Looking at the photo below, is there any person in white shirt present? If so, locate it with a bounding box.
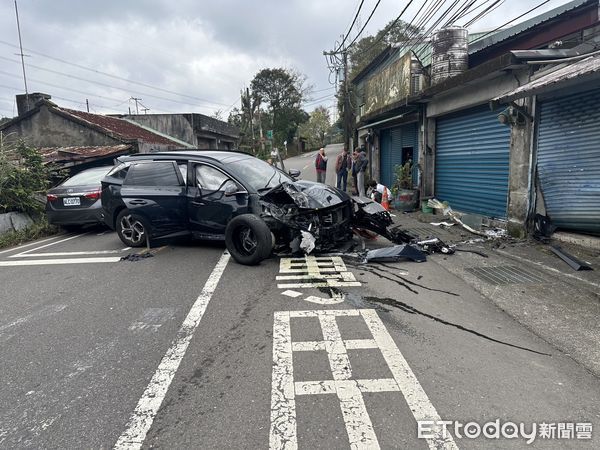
[366,180,390,204]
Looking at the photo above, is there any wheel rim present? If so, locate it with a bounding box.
[236,226,257,256]
[120,214,145,244]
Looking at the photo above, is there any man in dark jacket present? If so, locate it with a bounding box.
[334,147,352,191]
[352,148,368,196]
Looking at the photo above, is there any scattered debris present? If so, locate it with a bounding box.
[430,221,455,227]
[427,199,488,237]
[299,231,316,254]
[533,214,557,243]
[120,252,154,262]
[484,228,507,238]
[365,245,427,263]
[416,238,455,254]
[454,248,489,258]
[550,245,593,271]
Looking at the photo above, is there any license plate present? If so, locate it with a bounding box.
[63,197,81,206]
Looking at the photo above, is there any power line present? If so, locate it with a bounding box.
[469,0,552,45]
[0,56,218,111]
[0,39,231,107]
[345,0,385,49]
[334,0,366,52]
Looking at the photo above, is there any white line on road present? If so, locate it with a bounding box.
[270,309,459,450]
[0,235,62,255]
[13,248,131,258]
[0,257,122,266]
[10,233,86,257]
[113,251,231,450]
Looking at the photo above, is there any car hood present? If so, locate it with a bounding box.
[263,181,350,210]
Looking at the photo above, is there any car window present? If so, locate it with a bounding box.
[125,162,182,187]
[227,157,292,191]
[61,166,112,186]
[195,164,230,191]
[178,164,187,185]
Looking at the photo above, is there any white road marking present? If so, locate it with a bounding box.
[114,251,230,450]
[0,304,68,333]
[10,233,86,257]
[0,257,122,266]
[281,290,303,298]
[361,309,458,449]
[277,256,360,289]
[302,164,309,170]
[128,308,176,332]
[13,248,130,258]
[0,235,62,255]
[303,294,345,305]
[270,309,458,450]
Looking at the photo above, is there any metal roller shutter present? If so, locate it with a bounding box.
[379,124,418,188]
[435,106,511,218]
[537,88,600,233]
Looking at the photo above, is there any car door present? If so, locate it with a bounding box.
[187,162,249,238]
[120,160,188,237]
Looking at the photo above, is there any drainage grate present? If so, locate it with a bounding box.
[465,265,545,285]
[405,226,444,237]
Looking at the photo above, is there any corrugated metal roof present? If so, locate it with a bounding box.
[494,53,600,103]
[60,108,181,146]
[469,0,594,54]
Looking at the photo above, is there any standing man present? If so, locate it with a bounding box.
[315,147,328,184]
[335,147,352,191]
[354,148,368,197]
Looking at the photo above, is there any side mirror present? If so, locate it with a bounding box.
[224,182,239,197]
[288,169,301,179]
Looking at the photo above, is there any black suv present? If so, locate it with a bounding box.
[100,150,388,265]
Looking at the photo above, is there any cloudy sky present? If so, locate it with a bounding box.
[0,0,571,119]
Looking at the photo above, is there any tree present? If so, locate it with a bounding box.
[297,106,331,150]
[249,68,309,150]
[348,19,422,80]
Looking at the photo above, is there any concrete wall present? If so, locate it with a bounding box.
[2,105,121,148]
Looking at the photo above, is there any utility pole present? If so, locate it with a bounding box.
[14,0,29,108]
[130,97,141,114]
[86,99,89,112]
[323,48,352,150]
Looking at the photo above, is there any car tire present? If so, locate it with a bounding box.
[225,214,273,265]
[116,210,148,247]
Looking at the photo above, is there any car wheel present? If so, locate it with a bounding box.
[225,214,273,265]
[116,210,148,247]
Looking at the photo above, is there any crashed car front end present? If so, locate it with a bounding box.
[259,181,354,253]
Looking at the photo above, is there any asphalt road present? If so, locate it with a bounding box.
[0,159,599,449]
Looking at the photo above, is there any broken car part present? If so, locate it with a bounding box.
[550,245,593,271]
[365,244,427,263]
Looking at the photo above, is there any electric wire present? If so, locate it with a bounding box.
[0,39,230,107]
[334,0,366,52]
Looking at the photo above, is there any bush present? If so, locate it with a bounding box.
[0,140,50,215]
[0,217,58,249]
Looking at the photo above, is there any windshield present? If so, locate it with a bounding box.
[227,157,292,191]
[61,166,113,186]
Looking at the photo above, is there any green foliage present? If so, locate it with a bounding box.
[0,140,51,214]
[393,161,413,193]
[0,217,58,249]
[297,106,331,150]
[349,19,423,80]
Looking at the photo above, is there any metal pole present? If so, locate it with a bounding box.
[14,0,29,106]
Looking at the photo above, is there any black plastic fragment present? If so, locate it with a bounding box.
[533,214,557,243]
[550,245,593,271]
[120,252,154,262]
[365,244,427,263]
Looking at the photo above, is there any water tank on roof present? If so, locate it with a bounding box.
[431,27,468,85]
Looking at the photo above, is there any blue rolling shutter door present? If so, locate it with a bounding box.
[537,88,600,233]
[380,129,392,187]
[435,106,510,218]
[379,124,418,188]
